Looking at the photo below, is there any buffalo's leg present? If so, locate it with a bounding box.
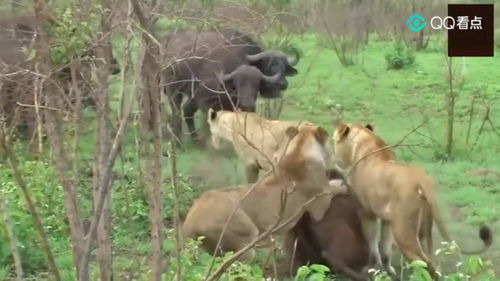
[183,98,199,142]
[245,164,260,183]
[168,93,183,142]
[321,250,369,281]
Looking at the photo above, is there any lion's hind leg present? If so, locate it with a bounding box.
[392,215,437,280]
[212,208,260,262]
[360,214,382,268]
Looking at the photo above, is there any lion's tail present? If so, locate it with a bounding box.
[417,183,493,255]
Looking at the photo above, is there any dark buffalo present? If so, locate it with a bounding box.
[163,28,299,141]
[285,169,370,281]
[0,15,120,141]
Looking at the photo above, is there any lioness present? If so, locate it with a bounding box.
[332,121,492,278]
[207,108,315,183]
[183,124,346,261]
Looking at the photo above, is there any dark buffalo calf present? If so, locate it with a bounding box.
[285,170,369,280]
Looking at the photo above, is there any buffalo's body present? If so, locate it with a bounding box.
[0,15,120,141]
[286,170,369,281]
[163,28,299,141]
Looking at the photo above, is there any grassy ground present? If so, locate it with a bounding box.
[173,33,500,275]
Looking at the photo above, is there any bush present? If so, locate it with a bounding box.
[294,264,332,281]
[385,40,416,70]
[164,235,266,281]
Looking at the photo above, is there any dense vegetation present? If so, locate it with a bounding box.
[0,0,499,280]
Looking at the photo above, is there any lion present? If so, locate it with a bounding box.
[207,108,316,183]
[331,121,492,279]
[182,124,347,261]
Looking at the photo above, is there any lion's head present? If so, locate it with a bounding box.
[276,123,331,176]
[332,121,394,172]
[207,108,231,149]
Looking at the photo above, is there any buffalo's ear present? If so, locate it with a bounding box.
[365,124,374,131]
[314,127,329,144]
[336,123,350,140]
[208,108,217,121]
[285,126,299,139]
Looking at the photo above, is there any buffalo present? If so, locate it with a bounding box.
[0,15,120,141]
[163,28,299,142]
[285,169,370,281]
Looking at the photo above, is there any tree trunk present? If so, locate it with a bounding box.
[445,57,455,159]
[92,2,114,280]
[131,1,165,280]
[0,197,23,280]
[31,0,85,276]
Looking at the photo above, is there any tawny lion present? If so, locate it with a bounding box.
[331,121,492,279]
[207,108,316,183]
[182,124,346,261]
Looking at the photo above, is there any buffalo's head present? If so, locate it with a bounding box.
[219,65,282,111]
[246,47,300,98]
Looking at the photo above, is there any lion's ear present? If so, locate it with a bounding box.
[365,124,374,131]
[315,127,329,144]
[208,108,217,121]
[285,126,299,139]
[336,123,350,140]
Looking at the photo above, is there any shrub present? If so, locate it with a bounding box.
[164,235,266,281]
[385,40,416,70]
[294,264,331,281]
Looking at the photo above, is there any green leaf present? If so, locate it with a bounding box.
[295,265,312,281]
[466,255,484,275]
[410,260,428,269]
[309,272,327,281]
[310,264,330,274]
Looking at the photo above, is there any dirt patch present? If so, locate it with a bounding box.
[468,168,500,179]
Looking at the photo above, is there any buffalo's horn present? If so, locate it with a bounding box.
[246,50,282,62]
[221,66,242,81]
[260,71,281,84]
